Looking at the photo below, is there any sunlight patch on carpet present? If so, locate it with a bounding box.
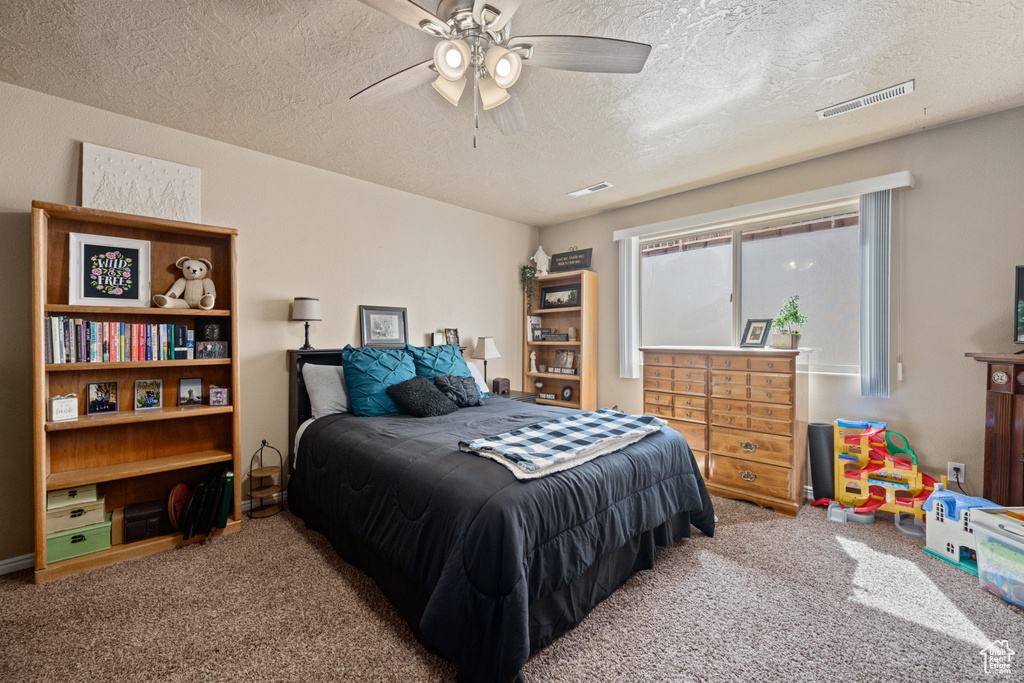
[836,536,989,649]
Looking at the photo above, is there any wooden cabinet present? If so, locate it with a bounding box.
[32,201,242,583]
[966,353,1024,506]
[641,346,807,516]
[523,270,597,410]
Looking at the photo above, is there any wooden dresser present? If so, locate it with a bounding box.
[641,346,808,516]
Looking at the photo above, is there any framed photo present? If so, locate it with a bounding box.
[208,385,230,406]
[432,332,444,346]
[444,328,460,346]
[196,341,229,359]
[86,381,118,414]
[740,319,772,347]
[178,377,203,406]
[553,348,575,369]
[69,233,151,307]
[359,306,408,349]
[134,379,162,411]
[540,284,581,309]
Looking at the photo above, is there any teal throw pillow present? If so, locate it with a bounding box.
[405,344,484,398]
[341,344,416,417]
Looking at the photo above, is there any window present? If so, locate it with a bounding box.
[640,210,860,372]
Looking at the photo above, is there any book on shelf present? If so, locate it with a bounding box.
[526,316,541,342]
[43,316,200,364]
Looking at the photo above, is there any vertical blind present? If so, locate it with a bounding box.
[859,190,891,397]
[618,236,640,378]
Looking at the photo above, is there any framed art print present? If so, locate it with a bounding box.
[86,381,118,415]
[134,379,162,411]
[178,377,203,406]
[359,305,408,349]
[69,233,151,307]
[208,385,230,406]
[540,284,581,309]
[740,319,772,347]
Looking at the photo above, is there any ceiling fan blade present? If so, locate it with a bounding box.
[354,0,448,35]
[473,0,522,32]
[350,60,436,106]
[507,35,652,74]
[488,91,526,135]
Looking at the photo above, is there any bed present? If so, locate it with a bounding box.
[287,349,714,682]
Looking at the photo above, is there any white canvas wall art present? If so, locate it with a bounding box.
[81,143,200,222]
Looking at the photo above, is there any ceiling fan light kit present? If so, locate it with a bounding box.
[351,0,652,141]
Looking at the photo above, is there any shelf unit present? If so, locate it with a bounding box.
[31,201,242,583]
[523,270,597,410]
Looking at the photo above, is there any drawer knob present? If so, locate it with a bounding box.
[766,392,772,398]
[766,409,773,416]
[654,371,660,376]
[740,470,758,482]
[686,400,692,406]
[740,440,758,452]
[686,412,692,418]
[725,361,731,366]
[725,389,731,395]
[684,373,690,379]
[766,379,773,385]
[654,382,660,388]
[71,534,86,544]
[685,385,691,391]
[726,376,731,381]
[687,359,693,364]
[767,424,773,430]
[726,405,732,411]
[726,418,732,424]
[654,408,660,414]
[767,362,774,368]
[654,357,660,363]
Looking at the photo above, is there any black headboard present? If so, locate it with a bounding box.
[288,348,346,469]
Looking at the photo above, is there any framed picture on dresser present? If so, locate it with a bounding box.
[740,319,772,347]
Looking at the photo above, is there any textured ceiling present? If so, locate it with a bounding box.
[1,0,1023,226]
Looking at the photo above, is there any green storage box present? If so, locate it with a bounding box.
[46,514,111,563]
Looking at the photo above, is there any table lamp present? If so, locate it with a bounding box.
[470,336,501,383]
[292,297,321,350]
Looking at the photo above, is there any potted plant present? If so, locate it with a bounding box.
[519,264,538,313]
[771,295,808,349]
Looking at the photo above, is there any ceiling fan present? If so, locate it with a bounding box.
[350,0,652,142]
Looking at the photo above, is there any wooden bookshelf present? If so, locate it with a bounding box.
[523,270,597,410]
[31,201,242,584]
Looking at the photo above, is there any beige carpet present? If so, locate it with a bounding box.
[1,497,1019,682]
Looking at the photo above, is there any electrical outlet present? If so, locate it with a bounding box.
[948,462,966,485]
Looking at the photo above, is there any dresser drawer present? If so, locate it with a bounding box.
[711,426,793,467]
[710,354,746,370]
[665,419,707,451]
[749,372,791,391]
[748,357,791,373]
[749,403,791,421]
[710,371,747,387]
[674,395,706,411]
[674,380,706,396]
[643,378,674,392]
[644,391,674,407]
[674,368,705,382]
[708,453,792,500]
[645,404,673,419]
[749,387,791,404]
[750,417,792,436]
[674,405,706,423]
[711,383,746,399]
[711,412,748,429]
[672,354,707,369]
[644,352,674,367]
[644,365,676,381]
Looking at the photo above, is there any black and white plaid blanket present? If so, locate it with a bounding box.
[458,408,666,480]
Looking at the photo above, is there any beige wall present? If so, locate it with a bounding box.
[540,105,1024,493]
[0,82,536,563]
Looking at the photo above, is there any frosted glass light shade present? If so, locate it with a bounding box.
[432,76,466,106]
[292,297,321,321]
[484,46,522,89]
[478,75,510,110]
[470,336,501,360]
[433,40,471,81]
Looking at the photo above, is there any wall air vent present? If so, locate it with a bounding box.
[816,80,915,120]
[568,181,613,198]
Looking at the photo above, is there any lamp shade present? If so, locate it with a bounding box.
[433,40,471,81]
[484,46,522,90]
[291,297,321,321]
[478,75,510,110]
[432,75,466,106]
[471,336,501,360]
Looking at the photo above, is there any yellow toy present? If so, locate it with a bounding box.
[830,419,938,537]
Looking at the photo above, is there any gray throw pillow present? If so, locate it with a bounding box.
[433,374,482,407]
[302,363,350,419]
[386,376,459,417]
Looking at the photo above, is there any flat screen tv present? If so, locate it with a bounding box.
[1017,266,1024,346]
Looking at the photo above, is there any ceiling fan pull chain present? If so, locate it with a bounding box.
[473,66,480,148]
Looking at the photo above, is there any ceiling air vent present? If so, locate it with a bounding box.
[816,80,915,120]
[568,181,613,198]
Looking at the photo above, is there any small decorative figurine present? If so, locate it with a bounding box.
[531,246,550,276]
[153,256,216,310]
[530,350,538,373]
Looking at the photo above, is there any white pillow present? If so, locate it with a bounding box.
[302,363,350,418]
[467,361,489,395]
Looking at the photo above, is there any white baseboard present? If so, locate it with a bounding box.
[0,553,34,576]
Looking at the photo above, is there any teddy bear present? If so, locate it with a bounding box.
[153,256,216,309]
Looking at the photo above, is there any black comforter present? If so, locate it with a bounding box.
[289,399,714,682]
